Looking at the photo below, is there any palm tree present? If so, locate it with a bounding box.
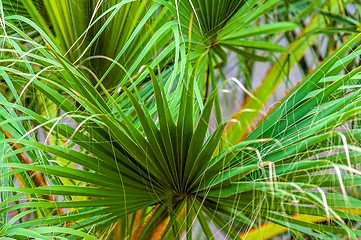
[1,0,361,239]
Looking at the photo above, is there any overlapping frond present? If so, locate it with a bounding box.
[1,0,361,239]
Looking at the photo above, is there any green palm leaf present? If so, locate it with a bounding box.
[2,1,361,239]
